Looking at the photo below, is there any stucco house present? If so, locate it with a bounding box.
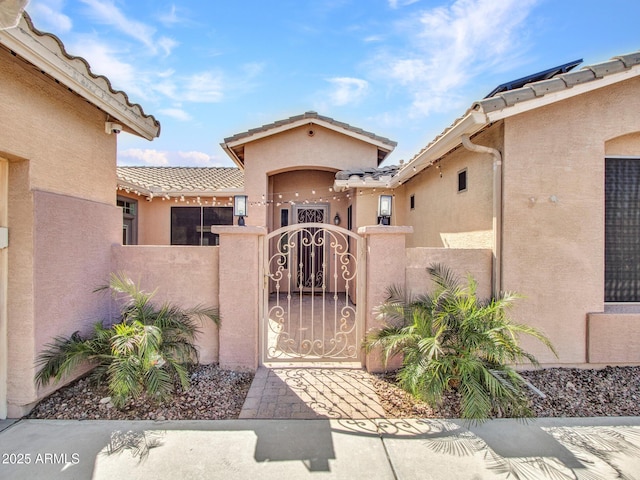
[117,50,640,373]
[4,7,640,419]
[0,13,160,418]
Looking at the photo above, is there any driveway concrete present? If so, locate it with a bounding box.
[1,417,639,479]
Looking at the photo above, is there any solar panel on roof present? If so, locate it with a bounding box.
[484,59,583,98]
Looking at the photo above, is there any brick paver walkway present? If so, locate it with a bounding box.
[239,367,386,419]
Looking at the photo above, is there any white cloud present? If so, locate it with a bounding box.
[388,0,420,9]
[178,151,225,167]
[380,0,538,117]
[28,0,72,33]
[69,37,146,98]
[79,0,176,56]
[119,148,169,166]
[183,72,224,103]
[326,77,369,106]
[159,108,192,121]
[158,36,178,57]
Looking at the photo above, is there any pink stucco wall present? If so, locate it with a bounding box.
[243,125,380,227]
[406,248,493,299]
[111,245,221,364]
[502,76,640,366]
[2,44,122,416]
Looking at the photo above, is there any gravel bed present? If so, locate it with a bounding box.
[27,364,253,421]
[371,366,640,419]
[27,365,640,420]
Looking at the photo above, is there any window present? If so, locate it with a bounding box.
[117,196,137,245]
[605,158,640,302]
[410,194,415,210]
[458,169,467,193]
[171,206,233,246]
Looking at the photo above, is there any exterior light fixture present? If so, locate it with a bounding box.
[234,195,248,226]
[333,213,341,225]
[378,194,392,226]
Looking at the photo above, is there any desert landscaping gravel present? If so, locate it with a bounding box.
[27,364,640,420]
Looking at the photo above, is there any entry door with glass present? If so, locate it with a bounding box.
[293,204,328,290]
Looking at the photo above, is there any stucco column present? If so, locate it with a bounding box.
[358,225,413,372]
[213,226,266,371]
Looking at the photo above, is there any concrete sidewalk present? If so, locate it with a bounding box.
[1,417,640,479]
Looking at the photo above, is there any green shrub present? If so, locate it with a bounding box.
[364,264,556,422]
[35,272,220,408]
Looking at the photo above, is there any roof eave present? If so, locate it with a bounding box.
[387,111,488,188]
[223,117,396,153]
[0,15,160,140]
[220,142,245,169]
[117,180,244,198]
[483,64,640,123]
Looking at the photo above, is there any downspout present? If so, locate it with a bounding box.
[461,134,503,296]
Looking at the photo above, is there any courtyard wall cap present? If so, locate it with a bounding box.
[117,166,244,197]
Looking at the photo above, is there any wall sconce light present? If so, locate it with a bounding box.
[378,194,392,226]
[233,195,248,226]
[333,213,341,225]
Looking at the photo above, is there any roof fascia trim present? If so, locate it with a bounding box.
[484,65,640,122]
[387,111,488,188]
[1,21,159,140]
[224,117,396,152]
[219,143,245,169]
[117,179,244,198]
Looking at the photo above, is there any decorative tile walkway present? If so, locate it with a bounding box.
[239,367,386,419]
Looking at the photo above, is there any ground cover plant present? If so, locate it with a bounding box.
[365,264,557,423]
[35,272,220,408]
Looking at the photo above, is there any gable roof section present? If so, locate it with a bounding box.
[0,13,160,140]
[117,167,244,199]
[221,111,397,168]
[381,50,640,189]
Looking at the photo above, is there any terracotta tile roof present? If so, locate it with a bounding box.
[407,50,640,165]
[117,167,243,197]
[335,165,400,181]
[0,13,160,139]
[473,51,640,113]
[223,111,397,148]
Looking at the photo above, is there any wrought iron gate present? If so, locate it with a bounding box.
[261,222,364,363]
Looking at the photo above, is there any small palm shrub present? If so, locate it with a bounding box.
[35,273,220,408]
[365,264,556,422]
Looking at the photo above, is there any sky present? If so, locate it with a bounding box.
[25,0,640,168]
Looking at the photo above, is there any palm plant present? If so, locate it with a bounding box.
[35,272,220,408]
[365,264,556,422]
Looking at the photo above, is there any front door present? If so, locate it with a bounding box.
[294,204,327,290]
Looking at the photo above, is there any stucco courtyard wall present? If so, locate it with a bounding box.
[1,45,121,416]
[501,76,640,366]
[111,245,220,364]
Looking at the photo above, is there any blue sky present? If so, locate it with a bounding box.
[26,0,640,168]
